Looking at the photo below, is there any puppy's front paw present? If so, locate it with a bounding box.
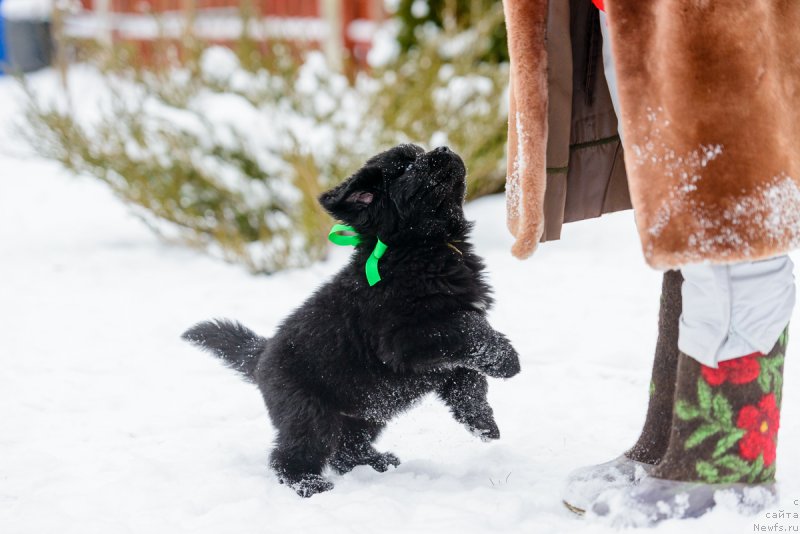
[467,333,521,379]
[368,451,401,472]
[280,474,334,498]
[483,349,521,379]
[467,412,501,441]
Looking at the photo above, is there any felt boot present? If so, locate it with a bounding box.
[563,270,683,514]
[590,328,788,525]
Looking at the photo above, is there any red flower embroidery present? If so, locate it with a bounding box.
[736,393,780,466]
[701,352,763,386]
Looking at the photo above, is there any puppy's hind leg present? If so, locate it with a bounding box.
[436,368,500,441]
[329,417,400,475]
[268,397,342,498]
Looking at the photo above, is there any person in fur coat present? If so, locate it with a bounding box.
[501,0,798,524]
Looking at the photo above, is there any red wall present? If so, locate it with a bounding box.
[80,1,379,24]
[81,1,337,17]
[77,0,382,69]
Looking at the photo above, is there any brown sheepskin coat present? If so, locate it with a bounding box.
[504,0,800,269]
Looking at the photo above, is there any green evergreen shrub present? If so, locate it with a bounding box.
[20,3,509,274]
[394,0,508,63]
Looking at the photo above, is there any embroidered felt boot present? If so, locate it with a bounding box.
[563,270,683,514]
[590,328,788,525]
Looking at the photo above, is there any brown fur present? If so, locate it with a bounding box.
[503,0,549,258]
[504,0,800,268]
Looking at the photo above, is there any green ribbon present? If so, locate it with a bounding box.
[328,224,387,286]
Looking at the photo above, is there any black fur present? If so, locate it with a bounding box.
[182,319,266,379]
[183,145,521,498]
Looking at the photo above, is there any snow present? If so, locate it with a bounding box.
[433,74,494,114]
[199,46,240,85]
[2,70,800,534]
[723,174,800,252]
[367,20,401,68]
[505,111,527,222]
[347,19,378,43]
[1,0,54,20]
[411,0,430,19]
[1,0,81,20]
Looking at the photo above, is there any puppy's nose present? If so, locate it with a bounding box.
[434,146,451,154]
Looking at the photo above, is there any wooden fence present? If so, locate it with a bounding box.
[69,0,383,68]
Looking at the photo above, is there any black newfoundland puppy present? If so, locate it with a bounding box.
[183,144,520,497]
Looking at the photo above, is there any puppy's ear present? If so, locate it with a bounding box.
[319,166,382,222]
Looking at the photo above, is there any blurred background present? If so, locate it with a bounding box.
[1,0,510,273]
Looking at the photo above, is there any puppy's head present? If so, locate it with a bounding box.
[319,144,468,241]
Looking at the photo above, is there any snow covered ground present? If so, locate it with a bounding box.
[2,71,799,534]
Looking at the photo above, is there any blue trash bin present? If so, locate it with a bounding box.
[0,0,7,75]
[1,0,53,73]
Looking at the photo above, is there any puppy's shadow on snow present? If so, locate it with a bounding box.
[332,455,518,493]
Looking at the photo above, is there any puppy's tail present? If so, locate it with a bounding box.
[181,319,267,380]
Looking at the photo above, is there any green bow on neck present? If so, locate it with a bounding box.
[328,224,388,287]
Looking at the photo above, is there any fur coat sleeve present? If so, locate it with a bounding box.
[502,0,550,259]
[504,0,800,269]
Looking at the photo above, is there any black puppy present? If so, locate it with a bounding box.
[183,144,520,497]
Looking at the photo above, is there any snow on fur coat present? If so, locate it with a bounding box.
[503,0,800,269]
